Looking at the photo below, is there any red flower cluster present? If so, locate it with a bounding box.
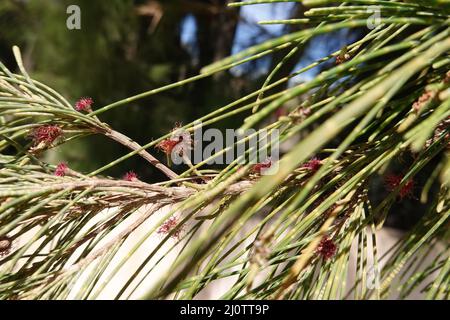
[54,162,68,177]
[157,216,182,239]
[251,158,272,174]
[156,137,182,155]
[156,124,193,157]
[123,171,138,181]
[384,174,415,200]
[317,236,337,260]
[75,97,93,112]
[302,158,321,173]
[29,125,63,146]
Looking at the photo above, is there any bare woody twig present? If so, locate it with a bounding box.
[105,129,179,180]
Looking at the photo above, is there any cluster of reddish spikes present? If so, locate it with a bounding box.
[156,137,182,155]
[302,157,322,173]
[156,124,187,155]
[316,236,337,260]
[157,216,183,239]
[384,174,415,200]
[29,125,63,146]
[54,162,68,177]
[75,97,94,112]
[123,171,139,182]
[251,158,272,174]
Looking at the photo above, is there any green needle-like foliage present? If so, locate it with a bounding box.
[0,0,449,300]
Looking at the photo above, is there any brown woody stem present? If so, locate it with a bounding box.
[105,129,179,180]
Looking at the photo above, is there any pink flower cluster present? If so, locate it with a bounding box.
[123,171,139,181]
[75,97,94,112]
[384,174,415,200]
[29,125,63,146]
[317,236,337,260]
[54,162,68,177]
[157,216,183,239]
[302,158,322,173]
[251,158,272,174]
